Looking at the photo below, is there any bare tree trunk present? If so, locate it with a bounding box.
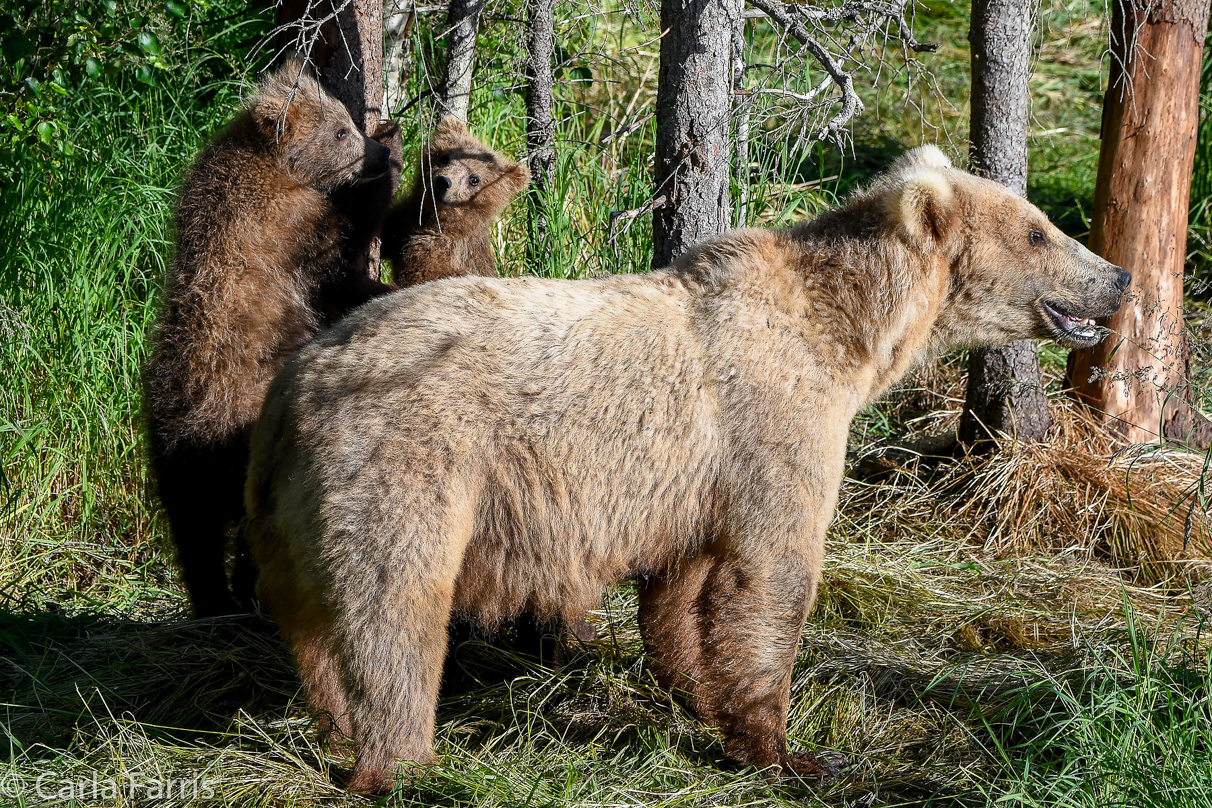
[525,0,555,254]
[384,0,415,117]
[732,17,749,226]
[437,0,482,120]
[959,0,1053,444]
[652,0,743,268]
[274,0,391,278]
[1067,0,1212,449]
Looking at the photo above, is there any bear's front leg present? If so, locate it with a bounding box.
[640,547,840,779]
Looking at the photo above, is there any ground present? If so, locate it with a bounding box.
[1,1,1210,806]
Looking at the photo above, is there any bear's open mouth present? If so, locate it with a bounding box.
[1041,300,1106,348]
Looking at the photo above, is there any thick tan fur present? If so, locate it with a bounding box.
[145,59,395,617]
[245,147,1128,794]
[381,117,530,285]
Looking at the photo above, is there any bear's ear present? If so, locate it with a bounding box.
[253,59,313,140]
[888,144,952,176]
[433,115,467,144]
[507,161,532,191]
[886,168,955,246]
[254,94,295,141]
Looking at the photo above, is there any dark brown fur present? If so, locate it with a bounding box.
[145,60,395,617]
[246,147,1129,793]
[382,116,530,286]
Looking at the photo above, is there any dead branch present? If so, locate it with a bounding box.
[745,0,937,141]
[608,194,666,247]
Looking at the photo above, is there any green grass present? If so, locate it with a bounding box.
[2,0,1212,806]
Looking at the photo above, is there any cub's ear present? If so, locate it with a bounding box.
[433,115,467,142]
[886,168,955,246]
[254,94,296,141]
[253,59,313,140]
[507,161,532,191]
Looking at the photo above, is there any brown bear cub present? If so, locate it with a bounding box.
[381,116,530,286]
[246,146,1130,794]
[145,59,396,618]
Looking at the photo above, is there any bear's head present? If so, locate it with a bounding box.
[417,116,531,216]
[251,59,392,193]
[881,146,1129,352]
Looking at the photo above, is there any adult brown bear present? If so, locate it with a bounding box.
[245,146,1129,794]
[145,60,395,617]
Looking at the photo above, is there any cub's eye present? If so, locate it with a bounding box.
[469,175,480,187]
[437,155,451,166]
[1029,229,1046,247]
[336,128,348,141]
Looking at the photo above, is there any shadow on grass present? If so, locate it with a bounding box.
[0,610,296,758]
[0,608,631,760]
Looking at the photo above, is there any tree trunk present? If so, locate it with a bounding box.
[274,0,391,278]
[732,16,749,226]
[384,0,415,117]
[437,0,482,120]
[652,0,743,268]
[525,0,555,255]
[959,0,1053,444]
[1066,0,1212,448]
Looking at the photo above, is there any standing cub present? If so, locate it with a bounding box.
[382,116,530,285]
[246,147,1129,793]
[146,60,394,617]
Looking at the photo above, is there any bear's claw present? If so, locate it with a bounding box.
[784,749,849,782]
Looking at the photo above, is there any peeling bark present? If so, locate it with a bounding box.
[1066,0,1212,449]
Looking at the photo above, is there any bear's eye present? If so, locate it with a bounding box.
[469,175,480,187]
[437,155,451,166]
[336,128,348,141]
[1029,229,1046,247]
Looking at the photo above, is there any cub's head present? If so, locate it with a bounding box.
[251,59,391,192]
[417,116,530,214]
[881,146,1129,352]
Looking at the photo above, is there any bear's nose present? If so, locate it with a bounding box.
[434,175,452,196]
[1115,268,1132,291]
[368,141,390,172]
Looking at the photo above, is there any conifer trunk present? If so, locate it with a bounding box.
[525,0,555,253]
[274,0,391,278]
[437,0,482,120]
[1066,0,1212,448]
[652,0,743,268]
[959,0,1053,443]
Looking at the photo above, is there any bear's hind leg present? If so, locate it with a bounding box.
[155,443,245,618]
[256,567,352,738]
[637,556,714,711]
